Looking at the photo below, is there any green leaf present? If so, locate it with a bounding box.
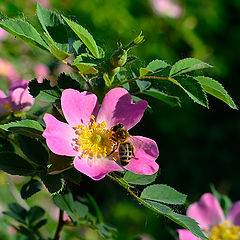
[131,95,152,110]
[48,152,73,175]
[140,199,207,240]
[27,206,45,223]
[72,60,98,74]
[53,192,76,222]
[124,171,157,185]
[61,168,82,186]
[169,212,208,240]
[170,58,212,76]
[142,89,181,107]
[28,78,61,103]
[33,219,47,230]
[74,201,88,218]
[96,223,117,239]
[62,15,99,58]
[45,36,70,60]
[39,171,64,194]
[141,184,187,205]
[140,60,169,77]
[171,76,208,107]
[195,76,237,109]
[3,203,27,224]
[58,73,83,91]
[18,135,48,167]
[0,152,36,176]
[0,120,43,139]
[21,179,42,199]
[141,199,172,215]
[136,80,151,91]
[0,19,49,52]
[37,2,69,52]
[0,138,14,152]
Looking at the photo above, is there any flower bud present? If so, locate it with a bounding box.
[110,49,127,67]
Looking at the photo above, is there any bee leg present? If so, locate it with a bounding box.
[132,146,138,160]
[107,144,118,156]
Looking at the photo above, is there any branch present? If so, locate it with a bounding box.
[53,209,66,240]
[61,60,93,91]
[115,75,170,87]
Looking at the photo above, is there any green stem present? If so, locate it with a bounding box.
[107,174,138,199]
[115,76,170,87]
[61,60,93,91]
[107,174,153,211]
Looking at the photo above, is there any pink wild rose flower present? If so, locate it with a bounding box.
[178,193,240,240]
[150,0,182,19]
[0,58,20,82]
[43,88,159,180]
[0,80,34,114]
[0,28,8,41]
[34,63,50,83]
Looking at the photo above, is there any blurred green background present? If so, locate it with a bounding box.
[0,0,239,239]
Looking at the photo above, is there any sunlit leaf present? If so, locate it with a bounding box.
[124,171,157,185]
[62,15,99,58]
[195,76,237,109]
[142,89,181,107]
[170,58,212,76]
[0,18,49,52]
[141,184,187,205]
[171,75,208,107]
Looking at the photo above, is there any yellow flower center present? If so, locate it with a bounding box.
[206,221,240,240]
[73,115,114,159]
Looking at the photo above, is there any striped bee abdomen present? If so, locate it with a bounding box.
[119,142,134,166]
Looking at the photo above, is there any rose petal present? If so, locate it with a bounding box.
[227,201,240,226]
[61,89,99,127]
[43,114,77,157]
[8,88,23,111]
[18,88,34,111]
[0,90,6,98]
[8,80,28,93]
[0,91,9,113]
[187,193,225,229]
[96,88,148,130]
[124,136,159,175]
[73,156,123,180]
[177,229,202,240]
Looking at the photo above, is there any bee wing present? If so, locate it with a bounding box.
[129,136,151,150]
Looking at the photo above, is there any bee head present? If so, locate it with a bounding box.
[112,123,124,132]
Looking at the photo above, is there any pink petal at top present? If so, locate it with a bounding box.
[96,88,148,130]
[73,156,123,180]
[8,80,28,93]
[177,229,202,240]
[227,201,240,226]
[61,89,99,127]
[8,88,23,111]
[124,136,159,175]
[187,193,225,229]
[43,114,77,157]
[18,88,34,111]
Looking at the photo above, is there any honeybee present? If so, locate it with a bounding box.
[109,123,136,166]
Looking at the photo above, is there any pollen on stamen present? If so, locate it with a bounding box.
[206,220,240,240]
[73,117,115,160]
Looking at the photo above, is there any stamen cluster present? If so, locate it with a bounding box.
[73,116,114,159]
[207,221,240,240]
